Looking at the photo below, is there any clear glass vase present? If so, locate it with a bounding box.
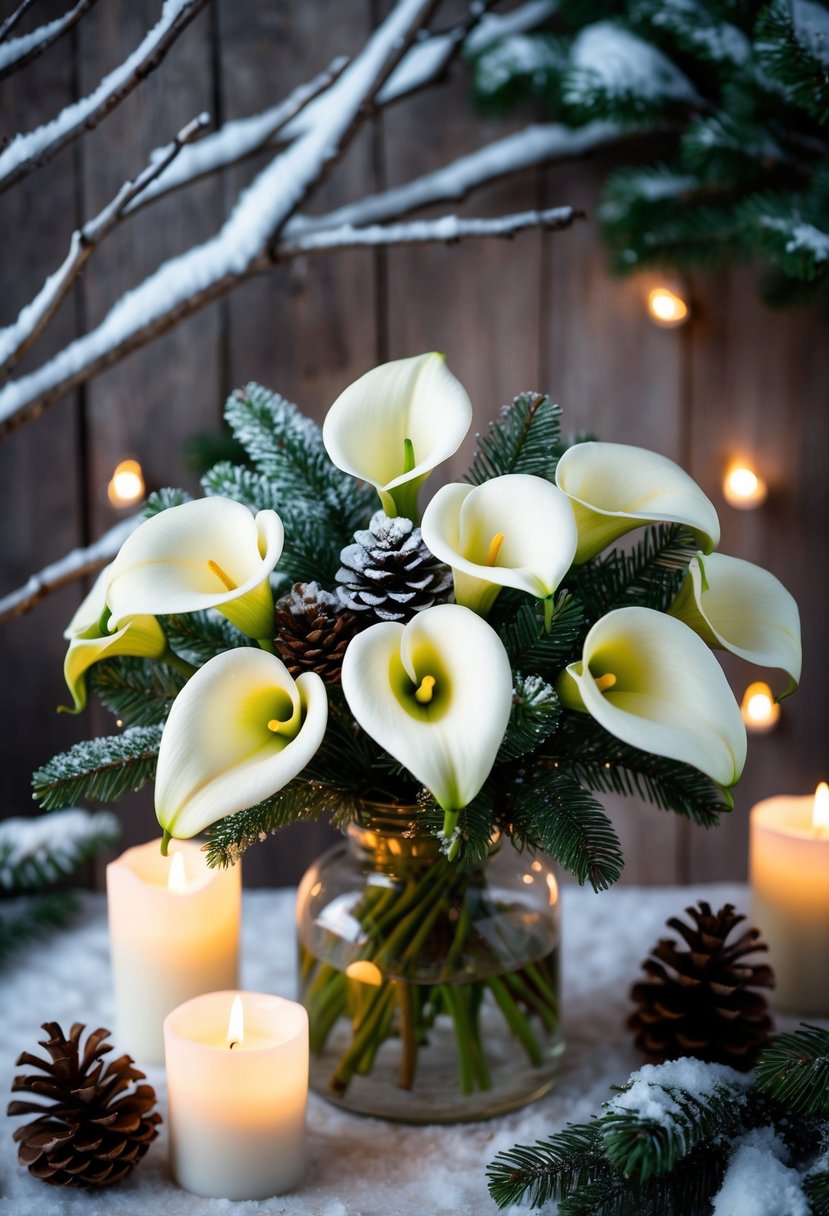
[295,804,563,1123]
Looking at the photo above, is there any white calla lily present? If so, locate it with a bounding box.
[61,565,166,713]
[556,606,746,787]
[106,497,283,639]
[322,353,472,519]
[155,648,327,846]
[340,604,512,849]
[421,474,577,617]
[555,441,720,563]
[669,551,802,698]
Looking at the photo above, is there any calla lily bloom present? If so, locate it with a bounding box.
[555,441,720,563]
[61,566,166,713]
[340,604,512,849]
[669,552,802,698]
[421,474,578,617]
[322,353,472,519]
[105,497,283,639]
[556,606,746,787]
[155,648,327,846]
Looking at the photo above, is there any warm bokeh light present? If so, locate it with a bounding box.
[107,458,145,508]
[167,850,187,893]
[813,782,829,832]
[226,994,245,1049]
[723,464,768,509]
[740,681,780,734]
[647,286,690,328]
[345,960,383,986]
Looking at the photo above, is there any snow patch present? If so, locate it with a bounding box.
[607,1057,751,1127]
[0,809,119,889]
[793,0,829,68]
[566,21,698,106]
[712,1128,809,1216]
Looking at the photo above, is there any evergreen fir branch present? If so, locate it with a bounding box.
[466,391,563,485]
[202,460,283,513]
[0,808,119,892]
[417,786,496,865]
[224,383,373,535]
[88,655,185,727]
[142,486,190,518]
[741,191,829,284]
[755,1025,829,1116]
[496,673,561,762]
[161,610,255,666]
[0,892,80,968]
[487,1123,606,1209]
[565,524,697,619]
[184,424,249,478]
[632,0,753,71]
[470,32,567,116]
[509,769,623,891]
[805,1167,829,1216]
[496,592,585,675]
[558,1144,728,1216]
[32,725,162,810]
[756,0,829,126]
[553,717,730,828]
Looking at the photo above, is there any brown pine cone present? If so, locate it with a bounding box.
[629,902,774,1071]
[7,1022,161,1188]
[274,581,361,684]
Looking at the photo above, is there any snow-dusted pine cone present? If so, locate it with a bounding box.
[8,1023,161,1189]
[274,582,361,684]
[336,511,452,623]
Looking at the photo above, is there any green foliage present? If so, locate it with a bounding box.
[143,486,190,517]
[32,725,162,810]
[510,769,623,890]
[465,391,563,484]
[566,524,698,619]
[497,673,561,762]
[0,809,119,892]
[486,1123,605,1208]
[161,611,255,666]
[495,591,585,676]
[205,780,358,869]
[88,656,185,727]
[755,1024,829,1116]
[0,893,81,967]
[756,0,829,126]
[806,1168,829,1216]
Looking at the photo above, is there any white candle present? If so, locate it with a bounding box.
[107,839,240,1064]
[164,990,308,1199]
[750,783,829,1015]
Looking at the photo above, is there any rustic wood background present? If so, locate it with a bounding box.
[1,0,826,890]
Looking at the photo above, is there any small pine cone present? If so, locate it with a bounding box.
[336,511,452,623]
[629,902,774,1072]
[7,1023,161,1189]
[274,581,361,684]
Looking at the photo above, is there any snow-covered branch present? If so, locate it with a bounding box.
[0,0,207,196]
[0,113,210,378]
[278,206,582,257]
[0,0,100,81]
[0,517,139,626]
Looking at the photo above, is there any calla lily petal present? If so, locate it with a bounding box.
[61,565,166,713]
[340,604,512,815]
[322,353,472,518]
[155,648,328,842]
[669,552,802,698]
[421,474,578,616]
[105,497,283,638]
[557,606,746,787]
[555,441,720,563]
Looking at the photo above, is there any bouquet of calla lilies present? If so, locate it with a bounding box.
[40,353,801,890]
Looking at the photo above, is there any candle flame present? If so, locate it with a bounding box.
[226,994,244,1049]
[167,851,187,894]
[813,782,829,832]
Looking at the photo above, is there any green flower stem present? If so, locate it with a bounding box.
[356,992,397,1076]
[441,892,472,979]
[504,970,558,1033]
[488,976,544,1067]
[442,985,477,1094]
[525,960,559,1011]
[397,982,418,1090]
[257,637,276,654]
[330,985,398,1095]
[158,647,197,678]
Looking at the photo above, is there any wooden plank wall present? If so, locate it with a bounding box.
[0,0,826,890]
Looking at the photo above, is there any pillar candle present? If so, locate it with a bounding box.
[107,839,240,1064]
[164,990,308,1200]
[750,784,829,1015]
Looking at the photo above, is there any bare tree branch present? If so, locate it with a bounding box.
[0,0,438,440]
[277,206,583,257]
[0,517,139,626]
[0,0,207,196]
[0,0,99,80]
[0,0,39,44]
[0,113,210,378]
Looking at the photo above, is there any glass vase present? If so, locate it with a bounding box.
[295,804,563,1123]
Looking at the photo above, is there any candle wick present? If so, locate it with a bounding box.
[229,1040,239,1050]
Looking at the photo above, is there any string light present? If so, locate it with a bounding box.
[107,459,145,508]
[723,463,768,509]
[647,285,690,328]
[740,681,780,734]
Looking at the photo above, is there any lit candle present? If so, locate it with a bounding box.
[107,458,145,508]
[646,285,690,328]
[750,783,829,1014]
[740,681,781,734]
[107,839,240,1064]
[723,463,768,509]
[164,990,308,1199]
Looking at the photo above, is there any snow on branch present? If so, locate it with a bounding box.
[0,0,100,81]
[0,0,207,195]
[278,206,583,257]
[0,517,140,626]
[0,113,211,378]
